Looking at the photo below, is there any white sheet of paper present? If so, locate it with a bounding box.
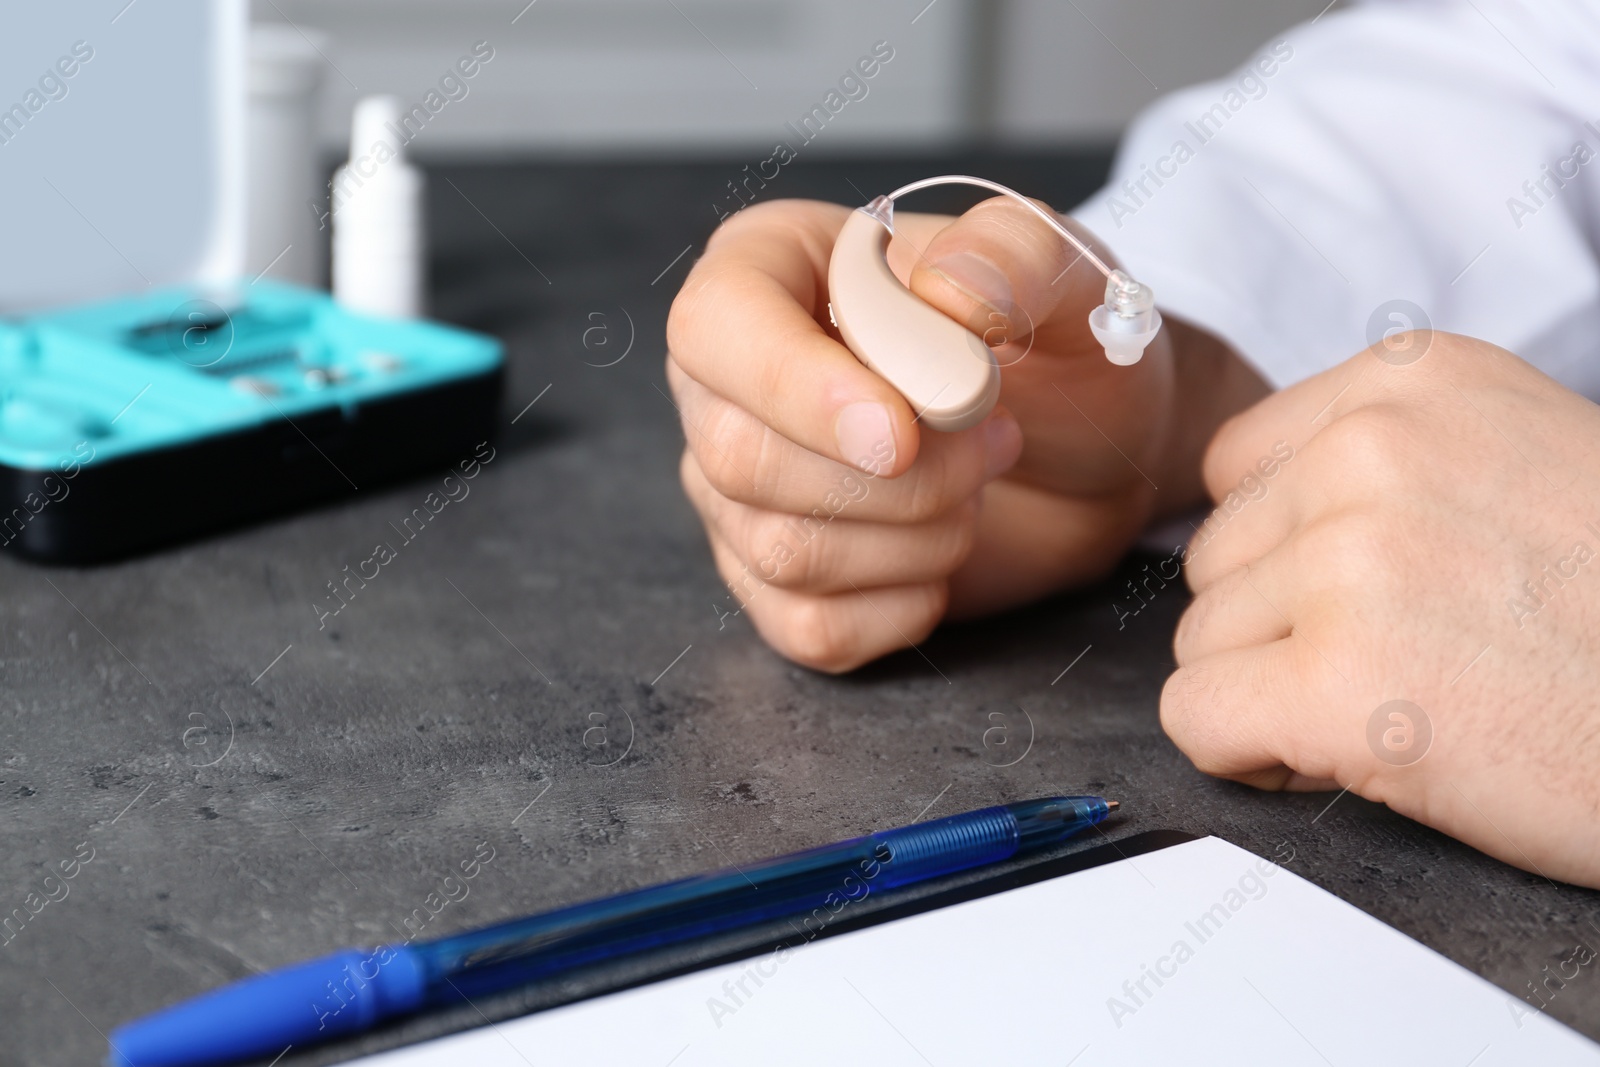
[352,836,1597,1066]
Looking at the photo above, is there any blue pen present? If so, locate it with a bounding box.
[109,795,1117,1066]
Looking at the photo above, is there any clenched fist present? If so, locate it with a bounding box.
[666,198,1266,671]
[1167,332,1600,888]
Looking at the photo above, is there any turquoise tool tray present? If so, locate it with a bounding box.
[0,281,503,562]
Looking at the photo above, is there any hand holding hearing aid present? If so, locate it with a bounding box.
[828,177,1162,433]
[666,191,1269,672]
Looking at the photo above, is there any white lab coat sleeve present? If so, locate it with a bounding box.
[1071,0,1600,398]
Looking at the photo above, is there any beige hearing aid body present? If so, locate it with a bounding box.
[825,177,1162,434]
[827,204,1000,433]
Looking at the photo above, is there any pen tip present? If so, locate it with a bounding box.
[1105,800,1120,812]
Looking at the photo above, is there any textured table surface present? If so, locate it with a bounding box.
[3,155,1598,1065]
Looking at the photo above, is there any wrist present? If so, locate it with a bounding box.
[1150,316,1271,518]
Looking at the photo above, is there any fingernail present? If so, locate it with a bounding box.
[930,251,1014,317]
[835,402,896,473]
[982,414,1023,480]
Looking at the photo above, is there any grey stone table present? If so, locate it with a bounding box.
[3,155,1597,1065]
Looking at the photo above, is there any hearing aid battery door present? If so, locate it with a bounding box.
[827,209,1000,433]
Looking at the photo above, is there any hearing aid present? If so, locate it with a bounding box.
[826,175,1162,434]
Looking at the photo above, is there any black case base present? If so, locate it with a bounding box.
[0,369,502,565]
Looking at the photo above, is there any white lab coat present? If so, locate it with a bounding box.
[1073,0,1600,398]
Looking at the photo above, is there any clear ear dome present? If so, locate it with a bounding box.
[1089,304,1163,365]
[1089,269,1161,364]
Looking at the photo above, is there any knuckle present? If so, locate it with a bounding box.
[1309,406,1410,489]
[1159,666,1227,771]
[691,405,761,502]
[749,347,791,431]
[1200,411,1253,500]
[1185,749,1234,779]
[1293,511,1394,599]
[742,511,815,590]
[939,504,980,569]
[743,422,791,499]
[1461,335,1527,377]
[1172,594,1213,667]
[902,448,970,523]
[1159,664,1201,724]
[1181,525,1225,587]
[926,500,981,573]
[903,467,943,523]
[775,597,858,673]
[678,449,707,508]
[713,198,813,240]
[664,270,716,361]
[681,451,736,540]
[693,441,744,500]
[1410,331,1507,377]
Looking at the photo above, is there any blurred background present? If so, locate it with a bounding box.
[244,0,1335,297]
[257,0,1332,156]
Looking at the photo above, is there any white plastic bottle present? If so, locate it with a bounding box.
[332,95,425,318]
[247,24,326,288]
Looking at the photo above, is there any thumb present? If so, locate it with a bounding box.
[906,195,1114,350]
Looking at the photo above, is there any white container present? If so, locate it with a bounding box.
[331,95,426,319]
[0,1,246,312]
[247,23,326,287]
